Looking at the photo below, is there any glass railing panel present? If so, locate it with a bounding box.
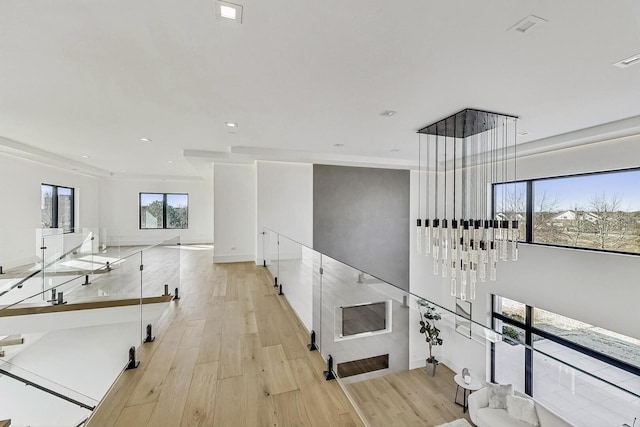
[140,236,180,344]
[492,319,526,390]
[0,229,42,303]
[407,293,490,383]
[263,229,279,286]
[141,236,180,299]
[310,248,323,353]
[65,249,142,301]
[0,360,97,426]
[533,336,640,427]
[277,234,314,332]
[1,228,110,306]
[318,254,410,383]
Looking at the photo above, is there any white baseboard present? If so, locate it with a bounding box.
[213,254,254,263]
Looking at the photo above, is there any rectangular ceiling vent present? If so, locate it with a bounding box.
[508,15,548,34]
[613,53,640,68]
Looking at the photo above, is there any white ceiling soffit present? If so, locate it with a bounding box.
[0,136,112,177]
[515,114,640,158]
[184,147,416,170]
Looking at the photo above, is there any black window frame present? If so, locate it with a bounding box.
[491,294,640,398]
[492,166,640,256]
[41,183,75,234]
[139,192,189,230]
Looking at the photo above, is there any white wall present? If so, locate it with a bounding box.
[213,163,256,263]
[409,136,640,380]
[99,177,213,246]
[0,153,100,269]
[256,161,313,264]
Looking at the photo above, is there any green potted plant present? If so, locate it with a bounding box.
[417,299,443,376]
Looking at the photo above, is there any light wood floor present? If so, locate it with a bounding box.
[347,365,473,427]
[86,250,365,427]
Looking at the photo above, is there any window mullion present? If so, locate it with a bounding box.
[526,181,533,243]
[52,186,59,229]
[524,305,533,397]
[163,193,168,229]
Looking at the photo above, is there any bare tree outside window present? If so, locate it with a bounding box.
[587,193,630,250]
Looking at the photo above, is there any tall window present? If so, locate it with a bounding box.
[492,295,640,392]
[41,184,75,233]
[140,193,188,229]
[493,168,640,254]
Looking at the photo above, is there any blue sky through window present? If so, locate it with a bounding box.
[534,170,640,211]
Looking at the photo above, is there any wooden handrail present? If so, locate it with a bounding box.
[0,295,173,318]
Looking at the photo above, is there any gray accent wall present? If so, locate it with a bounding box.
[313,165,410,290]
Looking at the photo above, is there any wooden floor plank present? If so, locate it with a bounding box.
[218,332,242,379]
[180,362,219,427]
[273,389,313,427]
[179,319,206,348]
[113,402,155,427]
[145,346,199,426]
[243,372,278,427]
[212,376,245,427]
[196,330,221,364]
[260,344,299,396]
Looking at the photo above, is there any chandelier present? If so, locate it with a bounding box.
[416,109,519,301]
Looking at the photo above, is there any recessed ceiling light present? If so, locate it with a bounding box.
[517,131,530,136]
[168,160,174,164]
[140,137,152,142]
[216,1,243,23]
[225,122,238,128]
[334,144,344,147]
[613,53,640,68]
[380,110,397,117]
[508,15,547,34]
[120,170,126,173]
[81,155,90,159]
[390,148,401,152]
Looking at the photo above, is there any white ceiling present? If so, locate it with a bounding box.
[1,0,639,179]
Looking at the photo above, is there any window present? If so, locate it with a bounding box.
[493,168,640,254]
[492,295,640,397]
[140,193,188,229]
[41,184,75,233]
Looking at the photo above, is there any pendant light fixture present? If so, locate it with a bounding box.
[418,109,519,300]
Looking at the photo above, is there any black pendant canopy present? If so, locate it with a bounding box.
[417,108,518,139]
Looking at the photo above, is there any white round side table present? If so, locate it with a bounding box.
[454,374,483,413]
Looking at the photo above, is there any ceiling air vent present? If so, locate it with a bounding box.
[508,15,548,34]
